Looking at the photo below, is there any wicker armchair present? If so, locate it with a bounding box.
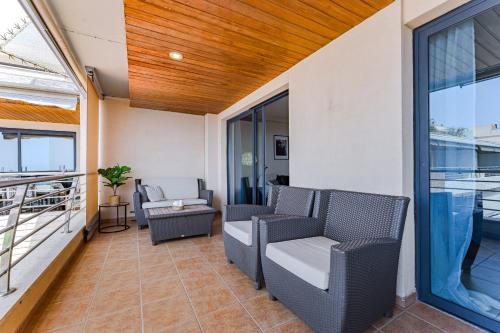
[259,190,410,333]
[223,186,318,289]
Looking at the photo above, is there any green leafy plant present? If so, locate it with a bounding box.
[97,164,132,195]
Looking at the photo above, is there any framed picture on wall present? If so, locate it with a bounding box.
[274,135,289,160]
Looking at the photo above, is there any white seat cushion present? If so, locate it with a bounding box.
[266,236,340,290]
[142,198,207,209]
[224,220,252,246]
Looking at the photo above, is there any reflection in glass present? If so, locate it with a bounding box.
[429,5,500,320]
[21,134,74,172]
[228,114,254,204]
[0,130,18,172]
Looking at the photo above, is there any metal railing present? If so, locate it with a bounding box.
[430,168,500,219]
[0,173,83,296]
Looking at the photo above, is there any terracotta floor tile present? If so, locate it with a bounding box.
[408,302,480,333]
[266,318,313,333]
[89,287,140,318]
[243,294,295,330]
[142,295,197,333]
[213,263,247,285]
[32,297,91,332]
[381,313,443,333]
[167,239,196,250]
[180,270,224,292]
[373,305,404,328]
[175,256,211,274]
[98,269,140,293]
[141,275,185,304]
[169,247,203,260]
[188,284,237,316]
[140,253,173,268]
[50,279,97,303]
[162,321,202,333]
[139,244,170,256]
[31,324,84,333]
[140,262,178,281]
[198,303,260,333]
[103,257,139,274]
[228,277,266,301]
[84,306,141,333]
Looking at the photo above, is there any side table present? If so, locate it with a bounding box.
[99,202,130,233]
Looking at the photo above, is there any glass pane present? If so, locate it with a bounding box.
[228,114,253,204]
[256,110,264,205]
[21,134,74,172]
[429,5,500,320]
[0,130,18,172]
[263,95,289,194]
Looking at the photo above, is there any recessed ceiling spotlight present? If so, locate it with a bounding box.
[169,51,183,61]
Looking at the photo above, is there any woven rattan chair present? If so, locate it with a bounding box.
[260,190,410,333]
[223,186,318,289]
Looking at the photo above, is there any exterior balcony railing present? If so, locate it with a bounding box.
[0,173,84,296]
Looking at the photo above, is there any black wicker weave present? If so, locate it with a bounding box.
[260,190,410,333]
[223,186,324,289]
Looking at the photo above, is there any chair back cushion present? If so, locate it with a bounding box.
[274,186,315,216]
[324,190,410,242]
[141,177,199,200]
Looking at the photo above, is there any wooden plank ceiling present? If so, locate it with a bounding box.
[124,0,394,115]
[0,98,80,124]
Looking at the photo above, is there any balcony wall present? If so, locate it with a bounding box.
[98,97,206,216]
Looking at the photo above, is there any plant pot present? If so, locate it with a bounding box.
[109,195,120,205]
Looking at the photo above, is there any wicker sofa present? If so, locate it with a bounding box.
[133,177,213,229]
[260,190,410,333]
[223,186,317,289]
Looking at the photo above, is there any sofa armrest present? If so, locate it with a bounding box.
[259,217,324,246]
[328,237,400,294]
[200,189,213,207]
[224,204,274,222]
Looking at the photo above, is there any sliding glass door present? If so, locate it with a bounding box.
[415,1,500,330]
[227,91,288,205]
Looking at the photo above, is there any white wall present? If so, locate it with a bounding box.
[99,98,205,214]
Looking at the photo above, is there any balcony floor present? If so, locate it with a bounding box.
[25,217,482,333]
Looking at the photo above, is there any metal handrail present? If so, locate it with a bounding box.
[0,173,83,296]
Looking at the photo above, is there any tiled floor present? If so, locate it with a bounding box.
[25,217,484,333]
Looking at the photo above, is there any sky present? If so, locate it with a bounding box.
[0,0,28,39]
[430,76,500,131]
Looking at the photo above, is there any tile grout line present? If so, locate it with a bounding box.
[404,311,448,333]
[80,236,112,333]
[166,244,206,332]
[134,228,145,333]
[210,263,266,333]
[375,306,407,331]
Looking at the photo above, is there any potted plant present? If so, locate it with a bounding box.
[98,164,132,205]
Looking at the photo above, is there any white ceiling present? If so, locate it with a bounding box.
[44,0,129,98]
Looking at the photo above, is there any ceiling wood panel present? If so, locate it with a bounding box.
[0,98,80,124]
[124,0,395,114]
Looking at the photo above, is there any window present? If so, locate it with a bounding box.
[0,128,76,173]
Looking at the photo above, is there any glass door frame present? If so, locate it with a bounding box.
[414,0,500,331]
[226,90,289,205]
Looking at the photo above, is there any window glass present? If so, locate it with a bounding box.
[0,130,18,172]
[21,134,74,172]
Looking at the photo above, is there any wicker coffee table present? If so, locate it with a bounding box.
[145,205,216,245]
